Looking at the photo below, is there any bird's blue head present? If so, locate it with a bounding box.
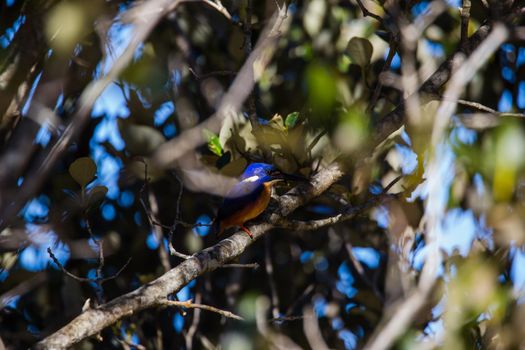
[240,163,307,184]
[240,163,276,183]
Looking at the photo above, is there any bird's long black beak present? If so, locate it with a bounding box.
[272,171,309,182]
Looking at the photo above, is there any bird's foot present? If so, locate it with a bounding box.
[240,226,254,239]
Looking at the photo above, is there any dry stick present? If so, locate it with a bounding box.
[161,299,244,321]
[460,0,472,47]
[363,25,509,350]
[47,248,131,285]
[345,242,384,302]
[201,0,242,27]
[278,175,401,231]
[456,98,525,118]
[148,192,172,272]
[255,296,303,350]
[355,0,384,22]
[368,39,398,113]
[84,217,106,303]
[264,235,280,319]
[184,287,202,350]
[0,0,202,231]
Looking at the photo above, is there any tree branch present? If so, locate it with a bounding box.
[35,163,344,349]
[161,299,244,321]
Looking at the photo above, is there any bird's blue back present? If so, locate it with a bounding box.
[216,163,275,221]
[216,179,265,221]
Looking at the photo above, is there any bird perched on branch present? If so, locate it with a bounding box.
[214,163,305,239]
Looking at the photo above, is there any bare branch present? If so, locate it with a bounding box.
[35,163,344,349]
[303,306,329,350]
[460,0,472,47]
[354,0,384,23]
[161,299,244,321]
[363,24,509,350]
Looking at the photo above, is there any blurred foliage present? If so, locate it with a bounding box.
[0,0,524,349]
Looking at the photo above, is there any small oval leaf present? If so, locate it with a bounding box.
[87,185,108,206]
[69,157,96,187]
[285,112,300,129]
[346,37,373,67]
[204,129,223,156]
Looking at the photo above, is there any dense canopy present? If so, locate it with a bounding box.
[0,0,525,349]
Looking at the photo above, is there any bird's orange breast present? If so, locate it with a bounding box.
[220,182,272,230]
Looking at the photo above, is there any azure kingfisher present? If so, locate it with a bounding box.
[214,163,305,239]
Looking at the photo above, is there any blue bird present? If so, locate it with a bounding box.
[215,163,305,239]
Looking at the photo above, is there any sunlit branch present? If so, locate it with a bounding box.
[364,24,509,350]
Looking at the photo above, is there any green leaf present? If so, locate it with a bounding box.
[69,157,96,187]
[346,37,373,67]
[204,130,223,156]
[285,112,300,129]
[87,185,108,206]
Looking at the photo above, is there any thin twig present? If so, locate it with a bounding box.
[184,286,202,350]
[460,0,472,47]
[345,242,383,302]
[84,217,105,302]
[364,24,509,350]
[354,0,384,22]
[188,67,236,81]
[264,236,280,319]
[456,98,525,118]
[368,39,398,113]
[47,248,131,284]
[161,299,244,321]
[202,0,242,27]
[221,262,260,269]
[279,176,401,231]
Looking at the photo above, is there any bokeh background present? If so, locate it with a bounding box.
[1,0,525,349]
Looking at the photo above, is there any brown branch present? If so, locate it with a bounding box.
[368,39,398,113]
[35,163,344,349]
[372,19,501,148]
[278,175,401,231]
[460,0,472,47]
[264,236,280,319]
[364,24,509,350]
[354,0,384,23]
[162,299,244,321]
[47,248,131,285]
[456,99,525,118]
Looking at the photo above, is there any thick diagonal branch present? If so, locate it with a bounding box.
[34,163,344,349]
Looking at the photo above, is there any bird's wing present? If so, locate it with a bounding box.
[216,180,264,221]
